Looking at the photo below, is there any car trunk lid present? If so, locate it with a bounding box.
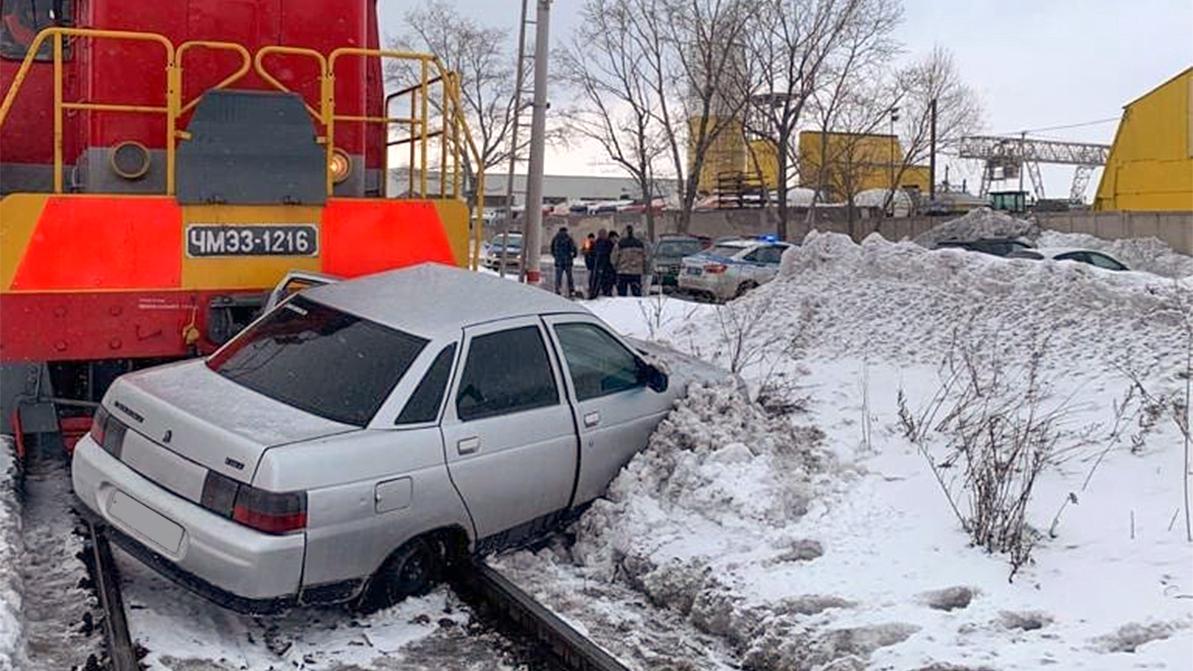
[105,360,356,491]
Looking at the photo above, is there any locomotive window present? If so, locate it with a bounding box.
[1,0,72,61]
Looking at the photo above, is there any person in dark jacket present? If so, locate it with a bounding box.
[590,229,614,299]
[600,231,619,296]
[550,226,578,296]
[611,225,647,296]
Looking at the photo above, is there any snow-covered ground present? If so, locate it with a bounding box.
[496,231,1193,670]
[120,551,526,671]
[0,438,20,671]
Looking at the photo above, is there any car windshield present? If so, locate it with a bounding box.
[656,240,702,256]
[207,296,427,427]
[492,234,522,245]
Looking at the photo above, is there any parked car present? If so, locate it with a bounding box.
[1007,247,1129,271]
[587,199,634,215]
[651,235,712,287]
[72,264,724,614]
[482,231,523,269]
[934,237,1035,257]
[678,238,793,301]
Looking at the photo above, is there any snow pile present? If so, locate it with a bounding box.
[913,207,1039,247]
[1038,229,1193,278]
[0,440,20,671]
[501,231,1192,670]
[776,230,1181,367]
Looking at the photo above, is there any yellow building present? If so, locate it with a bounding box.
[1094,67,1193,211]
[746,138,780,190]
[798,131,930,201]
[689,116,745,193]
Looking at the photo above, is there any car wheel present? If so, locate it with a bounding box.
[356,537,442,613]
[734,281,758,298]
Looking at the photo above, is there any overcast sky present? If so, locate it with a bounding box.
[378,0,1193,199]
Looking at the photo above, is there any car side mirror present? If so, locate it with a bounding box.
[639,362,669,393]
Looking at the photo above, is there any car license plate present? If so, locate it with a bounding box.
[186,224,318,257]
[685,266,702,276]
[109,491,184,554]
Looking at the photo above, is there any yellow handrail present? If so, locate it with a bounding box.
[0,28,484,264]
[0,27,176,193]
[251,46,328,122]
[327,48,486,268]
[177,41,253,115]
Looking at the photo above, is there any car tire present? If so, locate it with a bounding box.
[734,281,758,298]
[355,537,442,613]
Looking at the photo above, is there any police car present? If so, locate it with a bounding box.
[678,237,792,302]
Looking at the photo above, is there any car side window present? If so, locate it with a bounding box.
[396,344,457,425]
[746,246,784,264]
[456,326,558,421]
[1054,251,1087,264]
[1086,252,1126,271]
[554,323,643,401]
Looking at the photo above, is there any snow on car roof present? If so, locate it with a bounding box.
[303,263,587,338]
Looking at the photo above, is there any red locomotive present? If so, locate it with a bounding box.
[0,0,483,441]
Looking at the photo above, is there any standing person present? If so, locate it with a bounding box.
[601,232,619,296]
[550,226,578,297]
[612,225,647,296]
[590,229,613,299]
[581,232,596,296]
[582,233,596,272]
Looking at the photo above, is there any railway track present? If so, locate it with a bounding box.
[86,521,138,671]
[454,561,629,671]
[13,429,626,670]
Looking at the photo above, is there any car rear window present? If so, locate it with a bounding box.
[208,296,427,427]
[708,244,746,258]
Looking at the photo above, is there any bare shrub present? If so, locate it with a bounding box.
[714,300,782,375]
[898,336,1067,579]
[1110,283,1193,543]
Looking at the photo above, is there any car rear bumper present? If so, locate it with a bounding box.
[678,271,732,299]
[72,436,306,609]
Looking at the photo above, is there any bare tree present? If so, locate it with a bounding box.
[609,0,755,233]
[389,1,521,177]
[558,0,668,240]
[740,0,900,241]
[808,77,902,237]
[802,0,902,233]
[879,46,982,214]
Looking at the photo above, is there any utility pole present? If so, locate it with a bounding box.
[521,0,551,285]
[888,107,899,216]
[498,0,531,279]
[928,97,937,201]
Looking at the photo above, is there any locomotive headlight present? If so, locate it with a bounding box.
[110,141,151,180]
[329,149,352,184]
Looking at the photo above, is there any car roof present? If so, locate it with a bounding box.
[303,263,588,339]
[712,239,757,248]
[1034,247,1102,258]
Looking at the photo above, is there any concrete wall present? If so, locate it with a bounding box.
[1035,211,1193,255]
[528,209,1193,254]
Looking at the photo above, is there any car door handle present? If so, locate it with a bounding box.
[457,437,480,455]
[583,411,600,428]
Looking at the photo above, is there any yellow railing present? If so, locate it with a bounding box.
[0,27,486,268]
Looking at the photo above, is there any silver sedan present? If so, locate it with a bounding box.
[73,264,722,613]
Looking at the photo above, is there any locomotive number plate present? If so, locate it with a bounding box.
[186,225,318,257]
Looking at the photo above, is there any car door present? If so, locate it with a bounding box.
[439,317,578,543]
[543,315,674,505]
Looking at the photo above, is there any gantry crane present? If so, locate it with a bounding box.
[957,135,1111,204]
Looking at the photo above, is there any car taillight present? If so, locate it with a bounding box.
[89,406,127,460]
[234,487,307,534]
[200,471,308,534]
[704,263,727,274]
[89,407,108,444]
